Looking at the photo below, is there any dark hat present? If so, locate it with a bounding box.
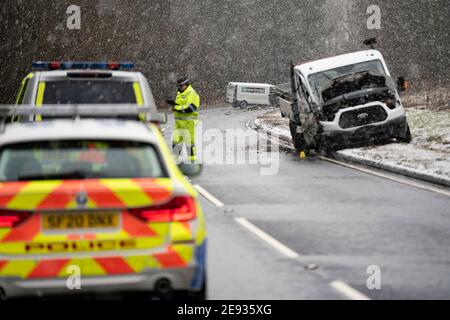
[176,77,190,87]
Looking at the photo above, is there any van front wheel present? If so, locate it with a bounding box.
[397,124,412,143]
[238,100,248,109]
[289,121,307,153]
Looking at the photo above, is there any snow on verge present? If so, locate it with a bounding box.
[254,109,450,187]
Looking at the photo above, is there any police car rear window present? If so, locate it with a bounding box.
[0,140,168,182]
[42,81,137,104]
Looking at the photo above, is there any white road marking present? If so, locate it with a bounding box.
[248,119,450,197]
[194,184,225,208]
[193,119,411,300]
[330,280,371,300]
[319,156,450,198]
[194,181,370,300]
[236,217,371,300]
[235,217,300,259]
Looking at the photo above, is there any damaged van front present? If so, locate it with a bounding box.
[279,49,412,153]
[314,69,411,150]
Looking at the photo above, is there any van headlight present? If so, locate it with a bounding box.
[384,97,397,109]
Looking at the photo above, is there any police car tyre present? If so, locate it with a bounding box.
[0,287,7,301]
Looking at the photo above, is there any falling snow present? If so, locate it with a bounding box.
[0,0,448,108]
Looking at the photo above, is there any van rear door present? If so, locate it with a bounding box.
[226,83,236,104]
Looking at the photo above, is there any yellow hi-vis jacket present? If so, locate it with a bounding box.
[173,85,200,120]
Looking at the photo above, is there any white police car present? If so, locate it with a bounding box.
[15,62,161,122]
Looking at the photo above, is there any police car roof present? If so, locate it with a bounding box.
[0,119,158,146]
[36,70,143,81]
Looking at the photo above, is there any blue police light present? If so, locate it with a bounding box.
[64,62,87,69]
[90,62,108,69]
[32,61,135,71]
[120,62,135,70]
[32,61,50,70]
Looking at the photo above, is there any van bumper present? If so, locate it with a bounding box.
[320,116,409,151]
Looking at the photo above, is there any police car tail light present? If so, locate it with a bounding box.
[0,210,32,228]
[130,196,197,222]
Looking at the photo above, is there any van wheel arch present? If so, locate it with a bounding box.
[397,123,412,143]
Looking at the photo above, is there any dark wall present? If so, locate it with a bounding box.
[1,0,448,107]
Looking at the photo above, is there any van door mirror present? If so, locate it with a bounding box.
[178,163,203,178]
[158,112,168,124]
[397,77,410,92]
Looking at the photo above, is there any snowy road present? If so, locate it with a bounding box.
[165,106,450,300]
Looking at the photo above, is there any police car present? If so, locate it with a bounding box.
[15,61,162,122]
[0,106,207,300]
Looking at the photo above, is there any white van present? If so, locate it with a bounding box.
[275,49,412,152]
[226,82,277,109]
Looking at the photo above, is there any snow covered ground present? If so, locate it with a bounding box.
[254,108,450,185]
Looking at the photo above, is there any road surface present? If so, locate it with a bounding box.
[164,106,450,300]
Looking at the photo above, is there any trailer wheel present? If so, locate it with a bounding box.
[289,121,307,153]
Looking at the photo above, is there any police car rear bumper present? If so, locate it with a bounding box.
[0,267,200,299]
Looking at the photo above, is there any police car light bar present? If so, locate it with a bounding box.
[0,105,167,127]
[32,61,135,71]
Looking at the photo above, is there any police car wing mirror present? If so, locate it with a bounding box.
[178,163,203,178]
[158,112,168,125]
[149,112,168,125]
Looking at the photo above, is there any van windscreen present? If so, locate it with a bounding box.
[308,60,386,101]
